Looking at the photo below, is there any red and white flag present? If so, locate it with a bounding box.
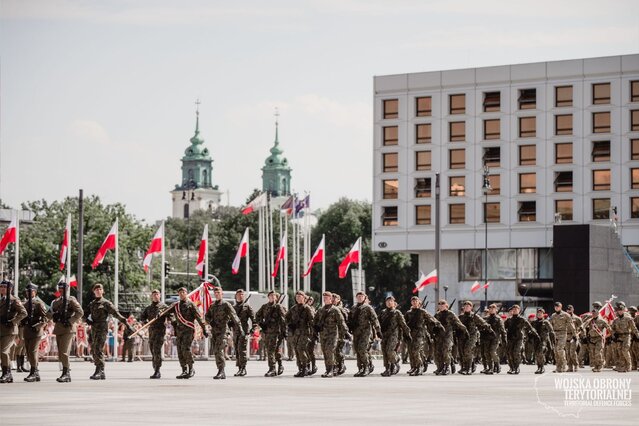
[143,223,164,272]
[189,281,214,315]
[303,235,325,277]
[413,269,437,293]
[0,215,17,254]
[338,237,361,279]
[470,281,481,293]
[55,275,78,297]
[92,221,117,269]
[59,216,71,271]
[232,228,249,274]
[271,235,287,277]
[195,225,208,277]
[599,297,616,323]
[241,193,267,215]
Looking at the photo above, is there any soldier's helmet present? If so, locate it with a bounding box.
[628,306,637,313]
[463,300,473,307]
[615,301,626,310]
[537,308,545,313]
[26,283,38,292]
[592,301,603,309]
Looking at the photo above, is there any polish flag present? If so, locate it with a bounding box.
[195,225,208,277]
[143,224,164,272]
[599,297,616,323]
[55,275,78,297]
[483,282,490,290]
[92,221,117,269]
[413,269,437,293]
[232,228,249,274]
[271,235,287,277]
[338,237,361,279]
[59,216,71,271]
[0,216,17,254]
[471,281,481,293]
[241,193,267,215]
[280,196,295,216]
[303,235,325,277]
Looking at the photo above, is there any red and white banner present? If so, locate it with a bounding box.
[413,269,437,293]
[338,237,361,279]
[303,235,325,277]
[143,224,164,272]
[92,221,117,269]
[0,216,17,254]
[232,228,249,274]
[189,281,214,315]
[470,280,490,293]
[195,225,208,277]
[55,275,78,297]
[59,216,71,271]
[271,235,287,277]
[241,193,267,215]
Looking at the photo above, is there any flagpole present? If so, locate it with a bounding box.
[13,210,19,297]
[245,228,250,292]
[292,215,296,292]
[258,207,263,292]
[66,214,72,286]
[279,209,283,293]
[160,221,165,302]
[358,236,363,293]
[267,197,274,291]
[302,206,308,292]
[284,218,288,300]
[321,233,326,299]
[114,217,119,362]
[204,224,209,281]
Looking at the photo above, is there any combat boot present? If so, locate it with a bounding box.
[277,360,284,376]
[57,367,71,383]
[213,369,226,380]
[24,367,40,382]
[407,367,416,376]
[480,363,489,374]
[422,362,428,373]
[238,367,247,376]
[380,365,391,377]
[234,367,243,377]
[392,362,401,375]
[294,366,307,378]
[0,367,12,383]
[338,362,346,376]
[321,367,334,378]
[368,360,374,375]
[471,362,476,373]
[187,365,195,378]
[354,364,364,377]
[176,367,188,379]
[450,363,455,374]
[16,355,26,372]
[308,361,318,376]
[440,364,449,376]
[89,367,102,380]
[535,366,544,374]
[433,365,442,375]
[264,367,277,377]
[150,369,161,379]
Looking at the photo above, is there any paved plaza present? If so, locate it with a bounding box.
[1,359,638,425]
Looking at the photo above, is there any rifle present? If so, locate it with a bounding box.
[421,294,428,306]
[2,281,12,324]
[27,286,33,325]
[128,302,177,338]
[449,298,457,313]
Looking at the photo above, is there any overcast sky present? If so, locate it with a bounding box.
[1,0,638,222]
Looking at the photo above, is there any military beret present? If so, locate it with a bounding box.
[151,289,160,294]
[510,304,521,310]
[566,305,574,310]
[356,291,366,296]
[537,308,545,313]
[554,301,562,307]
[488,303,497,309]
[92,283,103,291]
[629,306,637,312]
[212,286,223,291]
[177,287,188,293]
[235,289,245,294]
[463,300,473,306]
[0,280,12,287]
[616,302,626,310]
[26,283,38,291]
[592,301,603,309]
[385,295,395,301]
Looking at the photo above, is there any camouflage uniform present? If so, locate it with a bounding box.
[566,311,583,372]
[611,308,639,372]
[87,296,129,375]
[549,309,576,372]
[0,292,27,383]
[349,302,381,376]
[313,304,347,377]
[530,313,555,373]
[256,301,286,375]
[333,301,349,374]
[630,309,639,370]
[20,294,48,380]
[379,306,411,376]
[285,302,314,376]
[205,299,242,377]
[481,312,506,374]
[233,299,255,372]
[433,309,468,375]
[306,303,318,373]
[504,311,539,374]
[122,325,135,362]
[140,300,168,374]
[458,310,492,374]
[405,307,442,375]
[170,297,206,377]
[49,294,83,382]
[582,315,611,372]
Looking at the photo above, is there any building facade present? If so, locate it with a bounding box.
[372,54,639,311]
[262,120,292,197]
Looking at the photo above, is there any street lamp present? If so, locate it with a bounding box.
[443,285,449,301]
[482,165,492,307]
[182,179,197,287]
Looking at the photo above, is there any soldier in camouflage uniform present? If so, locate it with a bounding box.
[205,286,242,380]
[349,291,381,377]
[504,305,539,374]
[628,306,639,370]
[20,283,48,382]
[578,301,601,368]
[121,320,135,362]
[530,308,555,374]
[458,300,492,375]
[565,305,582,372]
[48,280,83,383]
[313,291,348,378]
[256,291,286,377]
[434,299,468,376]
[170,287,208,379]
[611,301,639,373]
[582,307,611,372]
[379,295,411,377]
[405,296,443,376]
[232,289,255,377]
[140,289,168,379]
[332,293,349,376]
[0,280,27,384]
[549,301,576,373]
[305,296,319,375]
[480,303,506,374]
[285,290,315,377]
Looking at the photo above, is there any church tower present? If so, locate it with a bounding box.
[171,102,223,218]
[261,115,292,197]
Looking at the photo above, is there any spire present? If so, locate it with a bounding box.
[194,98,201,136]
[274,107,279,146]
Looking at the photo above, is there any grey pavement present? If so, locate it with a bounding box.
[1,360,638,425]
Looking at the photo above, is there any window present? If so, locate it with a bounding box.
[383,179,398,199]
[556,200,573,221]
[483,119,500,140]
[416,123,431,144]
[416,97,432,117]
[487,174,500,195]
[450,94,465,114]
[518,201,536,222]
[383,153,398,172]
[592,112,611,133]
[416,205,431,225]
[519,88,536,110]
[592,169,610,191]
[183,203,190,219]
[382,206,398,226]
[555,86,573,107]
[632,168,639,189]
[592,198,610,219]
[415,151,431,171]
[483,147,500,168]
[592,83,610,105]
[383,126,398,146]
[449,176,465,197]
[556,143,573,164]
[449,149,465,169]
[519,145,536,166]
[632,198,639,219]
[484,202,500,223]
[555,114,573,135]
[554,171,573,192]
[449,121,465,141]
[483,91,500,112]
[632,139,639,160]
[383,99,398,119]
[632,110,639,131]
[519,173,536,194]
[415,178,431,198]
[519,116,536,138]
[449,204,465,224]
[592,141,610,162]
[632,81,639,103]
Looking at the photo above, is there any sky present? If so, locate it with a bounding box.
[1,0,638,222]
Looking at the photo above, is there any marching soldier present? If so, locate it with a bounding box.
[313,291,348,378]
[457,301,492,375]
[434,299,468,376]
[379,295,411,377]
[504,304,539,374]
[629,306,639,370]
[611,301,639,373]
[171,287,208,379]
[530,308,555,374]
[285,290,315,377]
[256,291,286,377]
[140,289,168,379]
[481,303,506,374]
[332,293,349,376]
[349,291,381,377]
[405,296,443,376]
[205,286,242,380]
[565,305,582,372]
[0,280,27,384]
[20,283,48,382]
[305,296,318,375]
[49,279,83,382]
[582,307,611,372]
[549,301,576,373]
[232,289,255,377]
[578,301,602,368]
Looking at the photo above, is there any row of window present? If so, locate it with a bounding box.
[382,81,639,119]
[382,110,639,146]
[381,197,631,226]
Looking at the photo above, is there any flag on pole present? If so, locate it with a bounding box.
[55,275,78,297]
[482,282,490,289]
[280,196,295,216]
[303,235,325,277]
[143,224,164,272]
[92,221,117,269]
[232,228,249,274]
[338,238,360,279]
[470,281,481,293]
[59,216,71,271]
[413,269,437,293]
[0,216,17,254]
[599,297,616,323]
[189,281,214,315]
[195,225,208,277]
[295,195,310,217]
[271,235,287,277]
[241,193,267,215]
